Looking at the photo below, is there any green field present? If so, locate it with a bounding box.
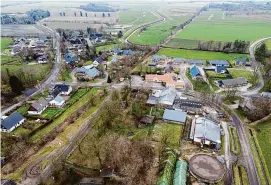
[165,38,199,49]
[254,117,271,179]
[129,17,188,45]
[158,48,246,60]
[0,37,12,50]
[186,69,210,93]
[96,44,118,52]
[152,123,183,149]
[227,69,254,83]
[174,9,271,42]
[265,40,271,50]
[119,11,143,24]
[41,108,61,119]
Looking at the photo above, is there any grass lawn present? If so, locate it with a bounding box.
[31,91,50,100]
[1,37,12,50]
[152,122,183,149]
[129,17,188,45]
[1,63,50,82]
[29,88,97,142]
[84,61,93,65]
[41,108,61,119]
[158,48,246,60]
[96,44,118,53]
[253,117,271,180]
[16,104,30,116]
[59,68,72,82]
[165,38,199,49]
[174,9,271,42]
[227,69,254,83]
[186,70,210,93]
[229,126,241,154]
[265,40,271,50]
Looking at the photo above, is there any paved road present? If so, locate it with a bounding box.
[241,37,271,96]
[231,114,260,185]
[1,22,61,116]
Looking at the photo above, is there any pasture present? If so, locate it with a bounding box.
[158,48,246,60]
[1,37,12,50]
[174,9,271,42]
[129,17,189,45]
[265,40,271,50]
[119,11,142,24]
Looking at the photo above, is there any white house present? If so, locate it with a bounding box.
[49,95,65,107]
[28,97,48,115]
[38,55,48,64]
[1,112,25,133]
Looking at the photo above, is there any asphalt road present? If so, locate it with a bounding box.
[231,114,260,185]
[241,37,271,96]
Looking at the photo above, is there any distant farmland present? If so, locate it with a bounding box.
[158,48,246,60]
[128,16,189,45]
[173,9,271,42]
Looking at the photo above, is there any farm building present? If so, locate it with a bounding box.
[190,65,201,79]
[28,97,48,115]
[218,77,248,88]
[163,109,187,124]
[49,95,65,107]
[190,117,221,149]
[147,87,178,106]
[54,84,72,95]
[173,160,188,185]
[215,66,226,74]
[1,112,25,133]
[187,60,203,66]
[174,99,202,114]
[235,58,250,66]
[145,73,185,89]
[209,60,229,67]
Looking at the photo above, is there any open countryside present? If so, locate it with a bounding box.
[1,1,271,185]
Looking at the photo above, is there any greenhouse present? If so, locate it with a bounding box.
[156,149,178,185]
[173,160,188,185]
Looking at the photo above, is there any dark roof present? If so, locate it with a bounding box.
[190,65,201,78]
[140,115,155,124]
[163,109,187,123]
[221,77,248,86]
[210,60,229,66]
[122,49,133,55]
[51,88,61,98]
[1,112,24,130]
[178,100,202,108]
[188,60,203,65]
[54,84,70,92]
[29,97,48,112]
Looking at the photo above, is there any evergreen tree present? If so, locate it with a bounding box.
[102,13,105,17]
[9,75,24,95]
[107,75,112,83]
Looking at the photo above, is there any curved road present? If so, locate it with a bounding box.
[242,37,271,96]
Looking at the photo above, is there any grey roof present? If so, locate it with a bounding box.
[221,77,247,86]
[163,109,187,123]
[188,60,203,65]
[30,97,48,112]
[210,60,229,66]
[194,117,221,143]
[1,112,24,130]
[147,87,177,105]
[261,92,271,98]
[1,179,17,185]
[173,58,186,63]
